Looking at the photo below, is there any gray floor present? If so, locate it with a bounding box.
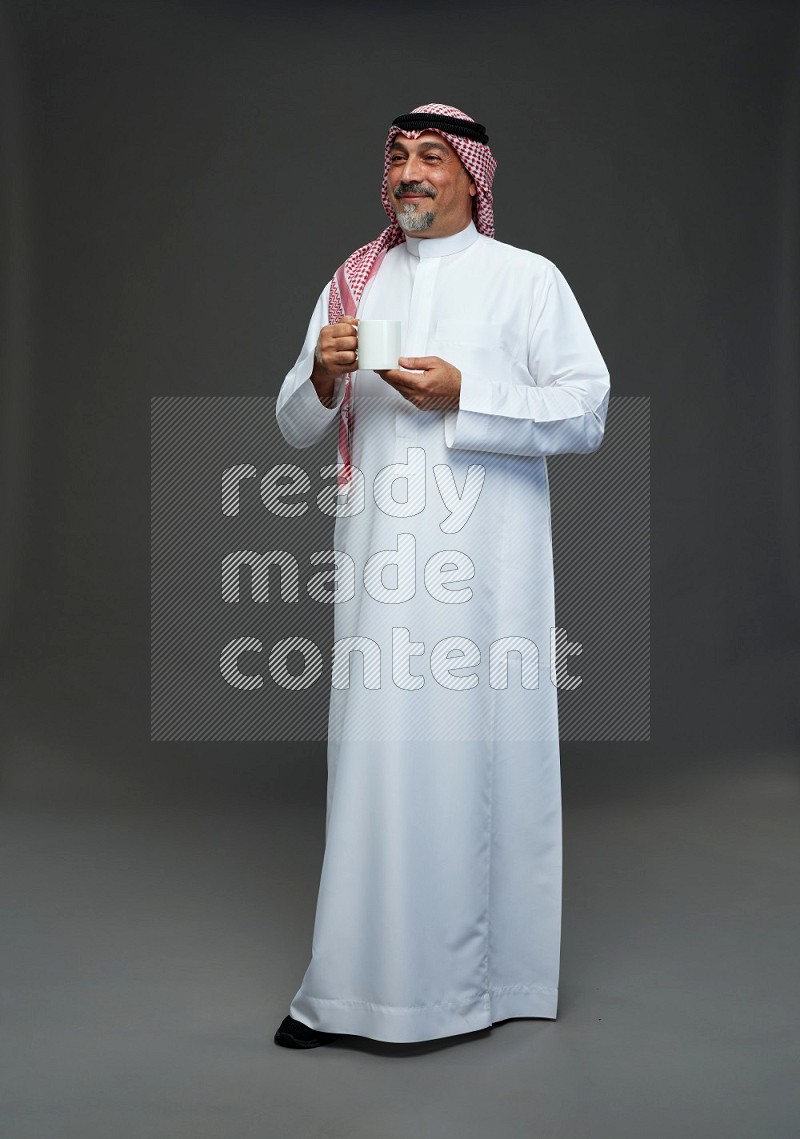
[1,711,798,1138]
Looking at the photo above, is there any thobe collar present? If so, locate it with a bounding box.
[403,219,479,259]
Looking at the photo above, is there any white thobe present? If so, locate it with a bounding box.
[275,219,610,1043]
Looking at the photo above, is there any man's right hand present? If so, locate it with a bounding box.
[311,317,359,406]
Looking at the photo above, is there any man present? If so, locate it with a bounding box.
[274,103,610,1049]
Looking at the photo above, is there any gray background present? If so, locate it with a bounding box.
[0,1,798,1137]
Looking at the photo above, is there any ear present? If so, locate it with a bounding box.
[469,180,477,197]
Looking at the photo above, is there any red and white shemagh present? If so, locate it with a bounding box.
[328,102,498,495]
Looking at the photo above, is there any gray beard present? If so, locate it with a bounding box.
[395,201,436,232]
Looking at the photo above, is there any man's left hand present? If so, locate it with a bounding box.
[375,356,461,411]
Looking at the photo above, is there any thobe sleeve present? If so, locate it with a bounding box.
[443,261,611,457]
[275,281,348,449]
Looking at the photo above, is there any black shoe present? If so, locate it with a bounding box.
[274,1014,341,1049]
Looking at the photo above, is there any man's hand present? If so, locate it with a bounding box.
[311,316,359,407]
[376,356,461,411]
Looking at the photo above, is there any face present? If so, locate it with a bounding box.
[386,131,477,238]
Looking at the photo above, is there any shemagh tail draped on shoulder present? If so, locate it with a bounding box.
[329,102,498,493]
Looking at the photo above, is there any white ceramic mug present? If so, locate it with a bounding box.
[356,320,402,370]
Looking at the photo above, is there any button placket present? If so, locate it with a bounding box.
[396,255,440,445]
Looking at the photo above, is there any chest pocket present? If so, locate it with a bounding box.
[434,318,528,382]
[436,318,506,348]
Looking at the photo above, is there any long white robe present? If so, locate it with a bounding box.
[275,219,610,1043]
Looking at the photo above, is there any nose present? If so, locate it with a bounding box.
[397,153,426,185]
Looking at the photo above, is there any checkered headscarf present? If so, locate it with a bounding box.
[330,103,497,493]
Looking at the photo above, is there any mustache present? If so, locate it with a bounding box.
[394,182,437,198]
